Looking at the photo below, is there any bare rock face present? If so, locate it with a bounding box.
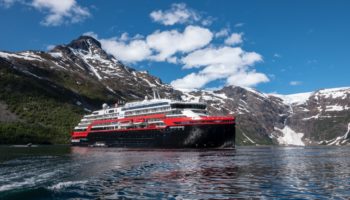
[0,35,349,146]
[182,86,289,145]
[182,86,350,146]
[284,88,350,145]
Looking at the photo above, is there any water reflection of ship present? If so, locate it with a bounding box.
[71,90,235,148]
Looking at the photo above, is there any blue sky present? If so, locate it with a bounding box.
[0,0,349,94]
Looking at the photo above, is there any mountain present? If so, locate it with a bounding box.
[0,36,179,144]
[182,86,350,146]
[0,35,349,145]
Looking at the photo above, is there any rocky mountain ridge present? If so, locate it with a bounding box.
[183,86,350,146]
[0,35,349,145]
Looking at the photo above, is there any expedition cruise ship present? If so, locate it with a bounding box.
[71,92,235,148]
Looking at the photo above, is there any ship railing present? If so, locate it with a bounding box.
[124,109,170,117]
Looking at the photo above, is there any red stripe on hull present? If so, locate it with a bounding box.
[71,115,235,140]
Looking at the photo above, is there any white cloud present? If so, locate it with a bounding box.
[46,44,55,50]
[226,70,269,87]
[83,31,98,38]
[31,0,90,26]
[0,0,20,8]
[224,33,243,45]
[1,0,90,26]
[170,73,212,91]
[171,46,268,90]
[290,81,302,86]
[215,28,230,38]
[100,37,152,64]
[150,3,200,26]
[234,23,244,28]
[146,25,213,62]
[273,53,281,58]
[201,16,214,26]
[84,26,212,64]
[181,46,260,69]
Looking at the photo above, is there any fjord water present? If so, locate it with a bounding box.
[0,146,349,199]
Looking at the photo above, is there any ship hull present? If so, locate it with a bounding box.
[72,123,235,148]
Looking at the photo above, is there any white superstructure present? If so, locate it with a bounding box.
[74,98,208,131]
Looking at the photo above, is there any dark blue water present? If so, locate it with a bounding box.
[0,146,349,199]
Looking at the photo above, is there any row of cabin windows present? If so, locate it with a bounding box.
[170,103,206,110]
[92,118,163,127]
[192,110,208,114]
[121,102,169,111]
[90,123,165,131]
[125,106,170,116]
[74,128,86,131]
[92,109,115,115]
[83,113,119,121]
[173,120,233,125]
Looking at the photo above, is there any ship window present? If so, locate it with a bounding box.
[108,110,114,113]
[171,103,206,110]
[122,102,169,111]
[192,110,207,114]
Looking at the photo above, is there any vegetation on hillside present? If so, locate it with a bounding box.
[0,66,85,144]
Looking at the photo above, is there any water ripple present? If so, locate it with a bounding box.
[0,146,349,199]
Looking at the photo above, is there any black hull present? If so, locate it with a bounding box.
[72,124,235,148]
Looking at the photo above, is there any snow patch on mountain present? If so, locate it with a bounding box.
[181,93,201,102]
[49,52,63,58]
[106,86,116,94]
[205,91,228,100]
[141,77,156,87]
[325,105,350,112]
[271,92,312,105]
[317,87,350,99]
[238,86,269,98]
[0,51,44,62]
[274,126,305,146]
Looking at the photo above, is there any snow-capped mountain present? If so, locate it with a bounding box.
[0,35,349,145]
[275,87,350,146]
[182,86,350,146]
[0,36,179,104]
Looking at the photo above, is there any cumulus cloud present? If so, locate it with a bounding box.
[84,32,152,63]
[201,16,214,26]
[171,46,268,90]
[85,25,212,63]
[31,0,90,26]
[181,46,260,69]
[150,3,200,26]
[215,28,230,38]
[146,25,213,62]
[100,38,152,63]
[1,0,90,26]
[226,70,269,87]
[81,3,268,91]
[290,81,302,86]
[224,33,243,45]
[170,73,212,90]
